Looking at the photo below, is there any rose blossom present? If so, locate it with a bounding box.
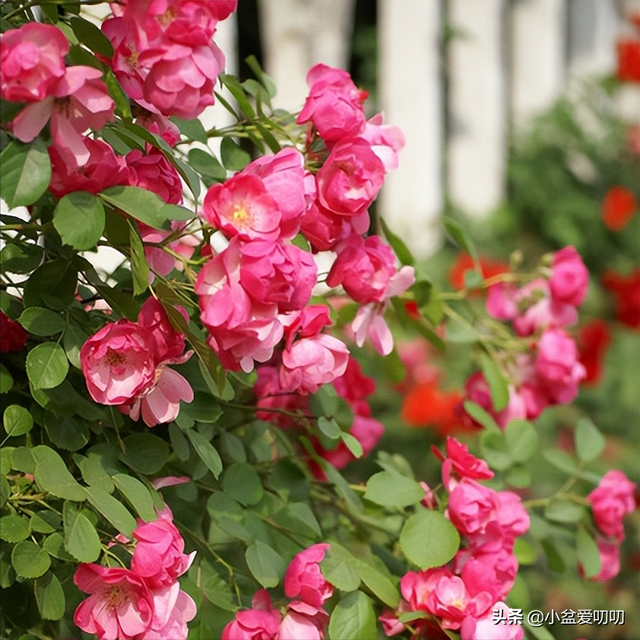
[221,590,281,640]
[0,311,27,353]
[80,320,157,405]
[587,470,637,540]
[433,437,494,489]
[315,138,385,217]
[12,65,115,163]
[588,537,621,582]
[73,564,155,639]
[447,478,497,538]
[461,602,524,640]
[457,547,518,602]
[144,584,197,640]
[297,63,367,143]
[284,544,333,609]
[126,148,183,204]
[549,246,589,307]
[131,506,195,588]
[48,137,130,199]
[361,113,406,172]
[0,23,68,103]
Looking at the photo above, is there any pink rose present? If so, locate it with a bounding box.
[297,63,367,143]
[549,246,589,307]
[361,113,406,173]
[327,235,397,304]
[239,240,317,312]
[131,506,195,588]
[73,564,155,639]
[1,23,68,103]
[255,365,310,429]
[145,584,197,640]
[80,320,157,405]
[315,138,385,217]
[135,112,181,146]
[587,538,621,582]
[462,372,527,429]
[447,479,497,538]
[458,548,518,602]
[492,490,530,540]
[221,590,281,640]
[299,203,370,252]
[332,357,376,403]
[587,470,637,540]
[278,601,328,640]
[48,137,130,199]
[126,148,183,204]
[535,329,586,404]
[13,65,115,164]
[437,437,494,489]
[284,544,332,609]
[137,297,188,362]
[461,602,524,640]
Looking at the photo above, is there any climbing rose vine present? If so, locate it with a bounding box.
[0,2,637,640]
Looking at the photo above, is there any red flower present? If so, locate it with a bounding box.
[601,186,637,231]
[0,312,27,353]
[449,253,508,293]
[602,269,640,328]
[578,319,611,385]
[616,39,640,83]
[401,381,464,436]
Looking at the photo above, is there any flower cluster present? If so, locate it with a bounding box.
[222,544,333,640]
[80,297,194,427]
[74,506,196,640]
[384,438,529,640]
[102,0,236,119]
[463,246,589,428]
[585,470,637,581]
[1,23,115,163]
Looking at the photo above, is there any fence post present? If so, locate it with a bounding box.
[510,0,567,127]
[378,0,444,258]
[447,0,506,218]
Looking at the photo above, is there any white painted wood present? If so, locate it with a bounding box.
[510,0,567,126]
[377,0,444,258]
[448,0,506,218]
[567,0,621,80]
[257,0,356,112]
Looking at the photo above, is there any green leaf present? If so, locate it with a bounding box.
[42,533,76,562]
[18,307,66,337]
[220,137,251,171]
[11,447,36,474]
[0,515,31,543]
[575,417,605,463]
[197,561,235,611]
[220,74,256,118]
[524,620,556,640]
[328,591,377,640]
[463,400,500,431]
[443,217,480,267]
[185,429,222,479]
[379,217,415,266]
[120,433,170,475]
[85,486,136,537]
[245,540,285,588]
[1,243,44,274]
[53,191,105,250]
[113,474,157,522]
[544,499,585,523]
[543,450,579,476]
[245,55,277,98]
[128,221,149,296]
[11,541,51,578]
[172,117,207,143]
[400,509,460,569]
[100,186,172,230]
[514,538,536,565]
[0,364,13,394]
[34,572,66,620]
[33,446,87,501]
[0,139,51,208]
[318,416,341,439]
[24,260,78,311]
[504,419,538,463]
[29,511,61,535]
[63,502,101,563]
[341,432,364,458]
[576,525,601,578]
[45,413,90,451]
[223,462,263,506]
[321,543,361,592]
[68,16,113,56]
[187,148,226,181]
[480,430,512,471]
[478,352,509,412]
[104,69,132,120]
[3,405,33,438]
[358,562,399,608]
[365,471,424,508]
[26,342,69,390]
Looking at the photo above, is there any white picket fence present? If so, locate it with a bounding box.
[82,0,635,260]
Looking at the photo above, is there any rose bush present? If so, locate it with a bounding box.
[0,2,637,640]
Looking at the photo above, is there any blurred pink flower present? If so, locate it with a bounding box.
[587,470,637,540]
[284,544,332,609]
